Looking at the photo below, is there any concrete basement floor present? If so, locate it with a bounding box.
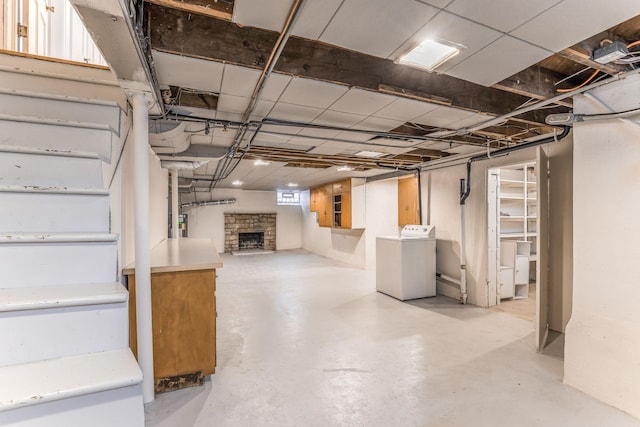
[145,250,640,427]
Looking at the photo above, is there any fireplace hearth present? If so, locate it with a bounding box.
[224,213,276,253]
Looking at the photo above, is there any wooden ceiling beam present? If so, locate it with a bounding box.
[146,4,569,126]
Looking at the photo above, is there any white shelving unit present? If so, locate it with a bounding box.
[491,162,537,300]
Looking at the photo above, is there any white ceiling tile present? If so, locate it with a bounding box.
[334,131,373,143]
[392,11,502,72]
[279,78,349,108]
[261,124,304,136]
[216,111,244,122]
[267,102,324,122]
[260,73,293,101]
[418,141,456,151]
[330,88,396,116]
[251,131,292,145]
[217,94,251,114]
[320,0,440,58]
[287,136,326,147]
[416,0,454,8]
[221,64,261,97]
[297,127,341,139]
[152,51,224,93]
[313,110,368,128]
[308,141,351,155]
[353,116,405,132]
[232,0,290,31]
[447,112,494,130]
[373,98,440,121]
[445,36,551,87]
[446,0,560,33]
[412,105,476,127]
[292,0,344,40]
[511,0,640,52]
[251,100,275,118]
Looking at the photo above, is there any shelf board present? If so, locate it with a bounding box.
[500,233,525,238]
[500,195,525,200]
[500,215,525,220]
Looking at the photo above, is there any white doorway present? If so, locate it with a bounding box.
[487,152,550,351]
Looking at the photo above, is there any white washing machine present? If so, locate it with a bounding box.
[376,225,436,301]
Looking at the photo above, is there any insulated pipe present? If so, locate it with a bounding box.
[171,169,179,239]
[459,189,468,304]
[131,93,155,404]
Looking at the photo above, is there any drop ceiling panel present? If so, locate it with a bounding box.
[215,111,244,122]
[252,131,292,145]
[217,94,251,114]
[261,124,304,136]
[412,105,477,127]
[292,0,345,40]
[297,127,341,139]
[445,36,551,87]
[313,110,368,128]
[334,131,373,143]
[288,136,326,148]
[221,64,261,97]
[394,11,502,72]
[445,0,560,33]
[251,100,275,118]
[417,0,454,8]
[354,116,405,132]
[152,51,224,93]
[372,98,440,121]
[512,0,640,52]
[308,141,352,155]
[278,78,349,108]
[319,0,440,58]
[330,89,396,116]
[443,144,485,154]
[173,106,216,119]
[268,102,324,122]
[448,112,494,130]
[232,0,290,32]
[259,73,293,102]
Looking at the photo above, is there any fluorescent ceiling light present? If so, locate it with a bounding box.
[254,159,271,166]
[398,40,461,71]
[232,180,243,186]
[355,150,387,158]
[287,182,299,187]
[337,166,355,171]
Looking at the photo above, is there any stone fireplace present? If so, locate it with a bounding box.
[224,213,276,253]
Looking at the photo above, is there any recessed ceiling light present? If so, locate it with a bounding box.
[254,159,271,166]
[398,39,461,71]
[355,150,387,158]
[232,180,243,186]
[287,182,299,187]
[337,166,355,171]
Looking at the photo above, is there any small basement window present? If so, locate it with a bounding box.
[277,191,300,206]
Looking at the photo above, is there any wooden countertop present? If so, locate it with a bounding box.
[123,238,223,275]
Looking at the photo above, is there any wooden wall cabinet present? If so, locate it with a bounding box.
[310,178,365,229]
[398,175,420,226]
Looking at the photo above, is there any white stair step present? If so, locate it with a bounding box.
[0,89,121,133]
[0,188,110,233]
[0,115,113,162]
[0,234,118,287]
[0,350,144,427]
[0,283,129,366]
[0,150,103,188]
[0,282,126,313]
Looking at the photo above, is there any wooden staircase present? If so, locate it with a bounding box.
[0,90,144,426]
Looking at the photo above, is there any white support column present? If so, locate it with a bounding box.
[131,93,155,404]
[171,169,179,239]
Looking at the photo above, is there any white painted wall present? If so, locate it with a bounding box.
[424,143,573,307]
[564,74,640,418]
[122,143,168,266]
[184,189,302,252]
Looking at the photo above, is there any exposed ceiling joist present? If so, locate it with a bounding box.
[145,4,569,127]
